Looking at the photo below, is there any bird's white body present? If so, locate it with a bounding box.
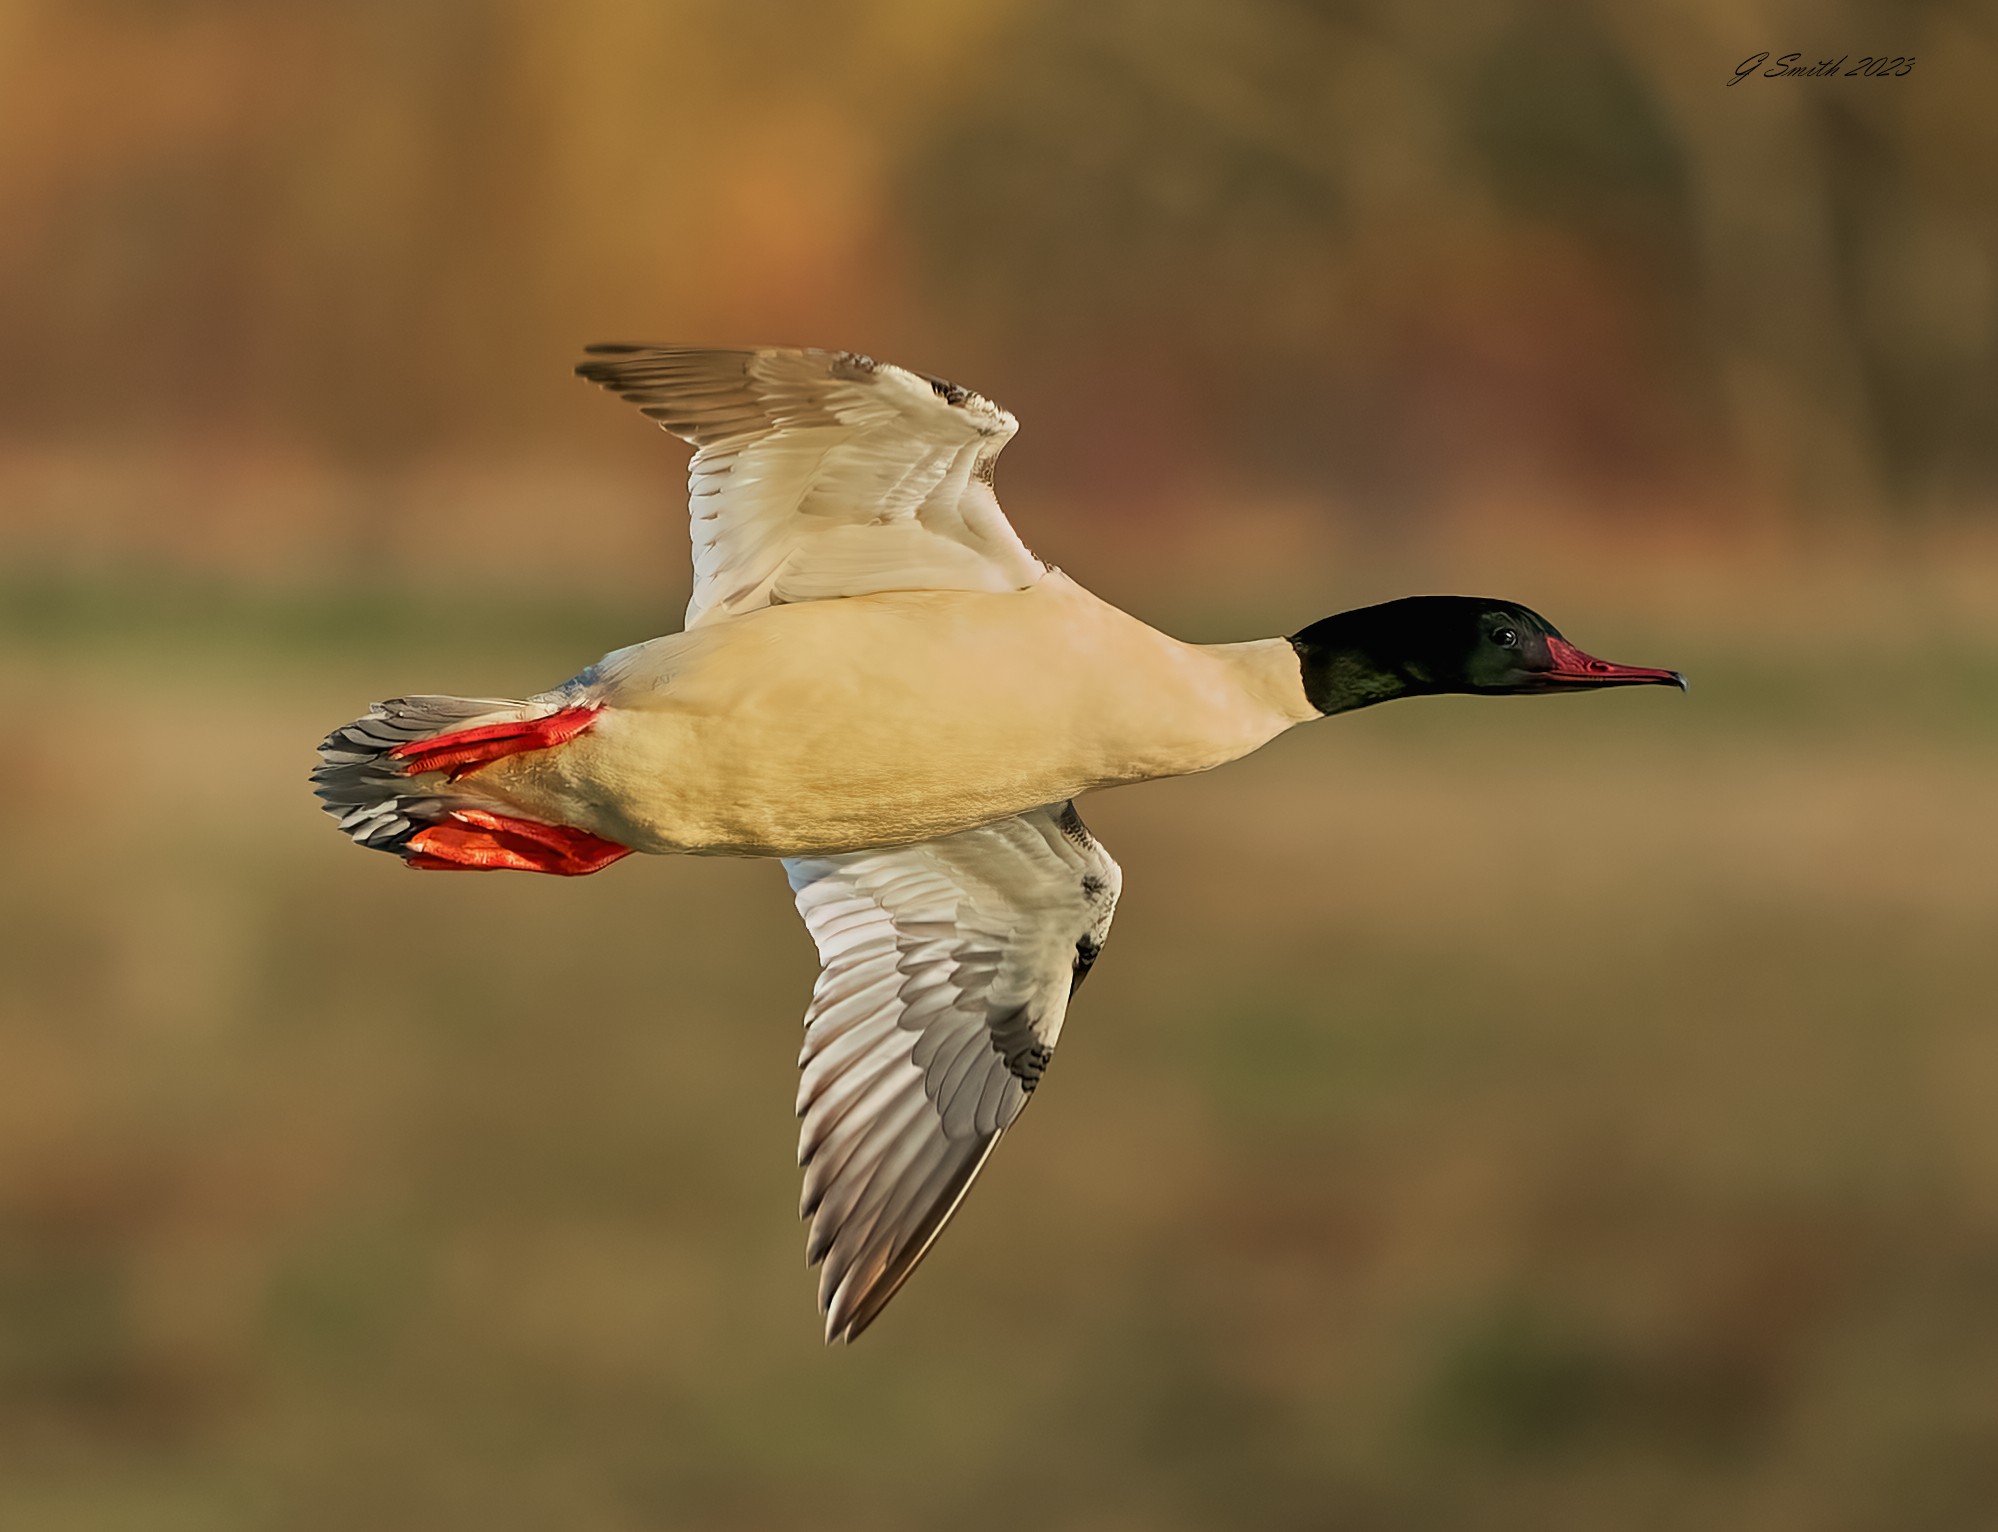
[487,571,1317,857]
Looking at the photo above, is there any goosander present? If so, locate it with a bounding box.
[314,346,1684,1342]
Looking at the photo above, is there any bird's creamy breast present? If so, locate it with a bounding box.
[504,580,1310,856]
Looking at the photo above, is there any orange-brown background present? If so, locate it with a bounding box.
[3,3,1995,1529]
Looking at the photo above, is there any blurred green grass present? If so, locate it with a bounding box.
[1,572,1996,1532]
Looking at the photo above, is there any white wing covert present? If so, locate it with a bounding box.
[576,345,1044,627]
[781,803,1120,1343]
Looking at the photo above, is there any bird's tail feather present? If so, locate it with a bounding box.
[312,695,528,857]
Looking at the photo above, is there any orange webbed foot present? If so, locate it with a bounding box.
[405,809,631,875]
[388,705,602,781]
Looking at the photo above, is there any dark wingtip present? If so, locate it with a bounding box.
[575,343,657,380]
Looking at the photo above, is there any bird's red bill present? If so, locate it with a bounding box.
[1542,636,1685,688]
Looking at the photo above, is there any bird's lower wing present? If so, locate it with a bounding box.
[781,803,1121,1342]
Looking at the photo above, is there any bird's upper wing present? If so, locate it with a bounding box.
[781,803,1121,1343]
[576,345,1045,628]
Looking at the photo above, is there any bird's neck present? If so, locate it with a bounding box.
[1178,637,1326,733]
[1287,612,1429,717]
[1288,649,1410,715]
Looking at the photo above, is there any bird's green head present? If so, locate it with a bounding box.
[1290,596,1686,716]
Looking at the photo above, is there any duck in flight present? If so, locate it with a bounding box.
[314,346,1685,1342]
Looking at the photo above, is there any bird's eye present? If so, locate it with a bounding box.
[1492,626,1519,649]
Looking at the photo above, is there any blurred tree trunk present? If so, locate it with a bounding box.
[1608,2,1888,524]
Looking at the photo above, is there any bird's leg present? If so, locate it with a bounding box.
[388,704,602,781]
[404,808,631,875]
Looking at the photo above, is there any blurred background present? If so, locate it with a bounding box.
[3,1,1996,1528]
